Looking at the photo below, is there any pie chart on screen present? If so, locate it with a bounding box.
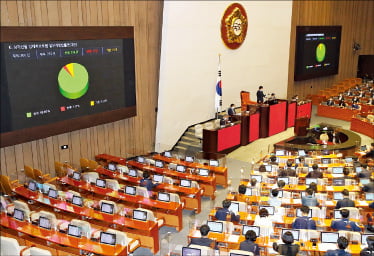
[316,43,326,63]
[58,63,89,99]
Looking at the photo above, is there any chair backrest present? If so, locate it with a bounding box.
[28,247,53,256]
[105,229,128,245]
[215,220,234,234]
[24,165,36,180]
[105,179,120,191]
[338,230,361,242]
[99,200,118,214]
[70,219,92,238]
[189,244,214,256]
[231,201,247,212]
[191,181,200,189]
[168,163,177,170]
[88,160,99,170]
[14,200,31,219]
[67,190,81,197]
[229,249,254,256]
[42,183,56,193]
[117,165,129,174]
[135,208,155,221]
[310,206,322,218]
[0,175,14,195]
[169,193,181,204]
[33,168,44,182]
[54,161,67,177]
[39,210,58,229]
[82,172,99,183]
[299,229,319,241]
[0,236,21,255]
[136,186,149,198]
[163,176,173,184]
[341,207,360,220]
[240,91,250,103]
[80,158,90,171]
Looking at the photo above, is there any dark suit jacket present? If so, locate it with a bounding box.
[239,240,260,256]
[335,198,355,209]
[228,107,236,116]
[215,208,240,222]
[331,218,361,231]
[325,249,351,256]
[306,170,323,179]
[256,90,265,103]
[275,244,300,256]
[189,237,215,249]
[139,178,158,191]
[292,216,317,230]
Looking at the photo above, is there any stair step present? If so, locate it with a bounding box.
[185,131,195,137]
[182,135,200,143]
[174,145,187,151]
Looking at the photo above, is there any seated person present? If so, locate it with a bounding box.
[338,99,347,108]
[363,143,374,159]
[140,171,159,191]
[291,95,299,103]
[308,182,318,193]
[301,188,319,207]
[215,199,240,222]
[352,102,361,110]
[359,164,372,178]
[331,209,361,231]
[269,155,278,165]
[268,189,282,207]
[297,156,306,167]
[278,160,297,177]
[258,164,267,173]
[335,189,355,209]
[363,178,374,193]
[268,93,278,105]
[337,93,345,101]
[228,104,236,116]
[325,236,351,256]
[326,97,335,106]
[239,230,260,256]
[360,235,374,256]
[235,184,247,201]
[189,224,216,249]
[352,96,359,103]
[343,168,352,179]
[272,231,300,256]
[306,164,323,179]
[292,206,316,230]
[254,208,273,235]
[272,180,286,190]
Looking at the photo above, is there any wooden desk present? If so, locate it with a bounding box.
[13,185,160,253]
[95,167,203,213]
[0,212,130,256]
[350,117,374,139]
[153,154,228,188]
[59,176,184,231]
[127,160,216,200]
[95,154,127,166]
[317,105,360,121]
[202,122,241,154]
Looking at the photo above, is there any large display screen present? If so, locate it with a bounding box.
[294,26,342,81]
[1,27,136,147]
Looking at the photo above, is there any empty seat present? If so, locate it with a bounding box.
[168,163,177,170]
[169,193,181,204]
[24,247,53,256]
[105,229,140,252]
[163,176,173,184]
[189,244,214,256]
[0,236,27,255]
[117,165,129,174]
[12,200,32,220]
[136,186,150,198]
[81,172,99,183]
[134,208,165,227]
[105,179,121,191]
[70,219,92,238]
[39,211,58,229]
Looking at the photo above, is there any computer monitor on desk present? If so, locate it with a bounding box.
[108,163,116,171]
[128,169,138,177]
[100,202,114,214]
[137,156,145,163]
[28,181,37,191]
[265,165,272,172]
[125,186,136,195]
[176,165,186,173]
[366,193,374,201]
[207,221,224,233]
[209,159,219,167]
[298,150,306,156]
[322,158,331,164]
[306,178,318,185]
[72,195,83,207]
[96,179,106,188]
[332,178,345,186]
[48,188,58,199]
[155,160,164,168]
[158,192,170,202]
[39,216,52,230]
[180,179,192,188]
[67,224,82,238]
[100,232,116,246]
[251,175,262,183]
[185,156,194,163]
[72,172,81,181]
[133,209,147,221]
[242,225,260,236]
[198,169,209,177]
[182,247,201,256]
[153,174,164,183]
[321,232,339,243]
[13,208,25,221]
[164,151,172,158]
[276,150,285,156]
[361,178,370,185]
[282,229,300,241]
[245,188,252,196]
[332,167,344,174]
[228,202,239,213]
[333,192,343,200]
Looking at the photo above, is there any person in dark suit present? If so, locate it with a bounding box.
[273,231,300,256]
[336,189,355,209]
[326,97,335,106]
[364,143,374,159]
[140,171,159,191]
[337,93,345,101]
[278,161,297,177]
[301,188,319,207]
[331,209,361,231]
[189,224,216,249]
[239,230,260,256]
[269,155,278,165]
[292,206,316,230]
[359,164,372,178]
[227,104,236,116]
[339,99,347,108]
[306,164,323,179]
[360,235,374,256]
[215,199,240,222]
[325,237,351,256]
[256,86,266,104]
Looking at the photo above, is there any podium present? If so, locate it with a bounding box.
[294,117,310,136]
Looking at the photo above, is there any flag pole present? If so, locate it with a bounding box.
[215,53,222,119]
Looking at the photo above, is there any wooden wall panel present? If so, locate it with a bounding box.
[288,1,374,99]
[0,0,163,179]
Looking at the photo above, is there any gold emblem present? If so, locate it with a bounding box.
[221,3,248,49]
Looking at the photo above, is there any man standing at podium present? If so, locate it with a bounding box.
[256,86,266,104]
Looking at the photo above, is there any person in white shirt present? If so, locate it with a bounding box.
[254,208,274,236]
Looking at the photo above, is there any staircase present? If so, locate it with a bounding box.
[173,126,202,155]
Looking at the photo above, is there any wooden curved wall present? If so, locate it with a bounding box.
[0,1,163,182]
